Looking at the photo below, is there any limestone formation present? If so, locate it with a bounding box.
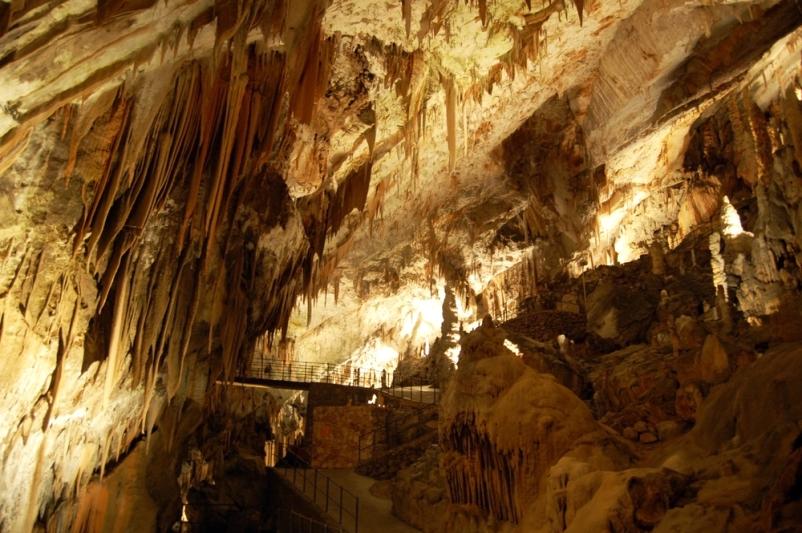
[1,0,802,531]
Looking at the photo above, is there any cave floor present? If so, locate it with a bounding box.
[321,469,420,533]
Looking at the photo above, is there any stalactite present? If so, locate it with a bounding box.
[41,330,66,432]
[417,0,451,41]
[402,0,412,38]
[0,0,616,526]
[744,94,774,185]
[781,84,802,166]
[102,256,130,408]
[72,92,132,257]
[289,11,337,126]
[443,74,458,172]
[178,63,224,251]
[443,416,527,523]
[574,0,585,25]
[0,6,349,523]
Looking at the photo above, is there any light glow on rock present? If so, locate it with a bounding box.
[445,345,462,365]
[468,272,484,295]
[401,296,446,339]
[463,320,482,333]
[454,290,480,332]
[48,408,88,428]
[503,339,522,357]
[598,207,628,237]
[721,196,749,237]
[598,190,650,237]
[346,339,400,387]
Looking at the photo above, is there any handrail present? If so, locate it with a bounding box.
[274,450,360,533]
[239,358,441,405]
[278,508,344,533]
[242,358,382,389]
[356,406,438,464]
[380,383,440,404]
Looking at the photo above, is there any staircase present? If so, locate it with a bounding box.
[274,450,360,533]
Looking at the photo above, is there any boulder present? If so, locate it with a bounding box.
[656,421,685,442]
[390,448,449,533]
[586,277,659,345]
[541,466,688,533]
[675,383,704,422]
[674,315,706,350]
[653,504,731,533]
[639,432,659,444]
[589,345,682,431]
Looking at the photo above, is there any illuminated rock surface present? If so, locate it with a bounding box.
[1,0,801,531]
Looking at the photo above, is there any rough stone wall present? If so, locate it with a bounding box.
[311,405,384,468]
[0,2,340,529]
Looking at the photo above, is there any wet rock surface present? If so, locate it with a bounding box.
[386,221,802,531]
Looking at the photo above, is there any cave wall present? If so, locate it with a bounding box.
[0,2,339,529]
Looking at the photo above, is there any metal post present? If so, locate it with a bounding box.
[339,486,343,525]
[354,497,360,533]
[325,477,330,513]
[354,496,359,533]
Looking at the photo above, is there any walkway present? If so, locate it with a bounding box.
[273,465,359,532]
[321,470,420,533]
[231,359,440,404]
[235,360,358,390]
[382,385,439,404]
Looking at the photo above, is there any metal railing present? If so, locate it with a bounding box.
[277,508,344,533]
[356,407,438,464]
[243,358,380,388]
[274,451,359,533]
[240,359,441,405]
[381,383,440,404]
